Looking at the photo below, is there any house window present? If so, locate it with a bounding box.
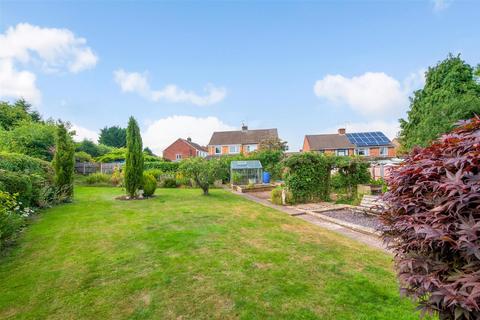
[245,144,257,152]
[229,145,240,154]
[214,146,221,154]
[175,154,182,160]
[336,149,348,156]
[355,148,369,156]
[380,147,388,156]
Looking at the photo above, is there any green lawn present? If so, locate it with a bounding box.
[0,187,421,319]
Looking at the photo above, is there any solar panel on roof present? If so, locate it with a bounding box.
[346,132,391,147]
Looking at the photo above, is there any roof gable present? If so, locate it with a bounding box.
[305,134,355,150]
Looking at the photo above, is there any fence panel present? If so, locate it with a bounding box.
[75,162,124,175]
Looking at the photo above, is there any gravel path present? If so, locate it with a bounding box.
[319,209,382,230]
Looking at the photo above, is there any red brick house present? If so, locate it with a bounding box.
[163,138,208,162]
[303,128,396,158]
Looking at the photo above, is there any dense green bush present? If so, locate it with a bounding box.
[144,161,179,172]
[0,121,57,161]
[75,151,93,163]
[0,152,53,177]
[162,177,178,188]
[0,191,30,248]
[85,173,112,186]
[142,173,157,196]
[271,187,283,205]
[249,149,284,180]
[179,157,224,195]
[0,170,33,206]
[95,148,126,163]
[144,169,164,181]
[335,157,370,197]
[283,153,335,203]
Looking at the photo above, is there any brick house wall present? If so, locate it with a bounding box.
[163,139,198,162]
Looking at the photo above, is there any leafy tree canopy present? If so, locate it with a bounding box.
[399,54,480,150]
[75,139,112,158]
[0,99,42,131]
[0,121,57,161]
[180,157,225,195]
[258,137,288,151]
[98,126,127,148]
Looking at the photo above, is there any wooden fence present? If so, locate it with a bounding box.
[75,162,124,175]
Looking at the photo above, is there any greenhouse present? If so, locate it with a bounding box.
[230,160,263,185]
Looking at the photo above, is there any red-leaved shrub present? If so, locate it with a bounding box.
[381,116,480,320]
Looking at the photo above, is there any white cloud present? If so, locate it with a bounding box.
[327,120,400,140]
[0,59,41,104]
[432,0,453,12]
[0,23,98,104]
[71,123,98,142]
[142,115,235,155]
[114,69,227,106]
[313,71,425,116]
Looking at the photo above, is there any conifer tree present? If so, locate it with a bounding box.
[124,116,144,197]
[53,122,75,200]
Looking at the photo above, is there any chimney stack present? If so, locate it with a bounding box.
[338,128,346,135]
[187,137,192,142]
[241,123,248,131]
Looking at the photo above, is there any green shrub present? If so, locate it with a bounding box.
[0,191,27,248]
[142,173,157,196]
[0,152,53,177]
[75,151,93,163]
[111,167,123,186]
[271,187,283,205]
[144,169,165,181]
[144,161,179,172]
[95,148,126,163]
[162,177,178,188]
[85,173,112,186]
[0,170,33,206]
[283,153,335,203]
[335,157,370,197]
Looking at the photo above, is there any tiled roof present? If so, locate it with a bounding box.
[305,134,355,150]
[181,139,207,152]
[208,129,278,145]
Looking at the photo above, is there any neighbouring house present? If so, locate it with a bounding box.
[207,125,279,156]
[302,128,396,157]
[163,137,208,162]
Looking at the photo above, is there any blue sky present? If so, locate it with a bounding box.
[1,0,479,153]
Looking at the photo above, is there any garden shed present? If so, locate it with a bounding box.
[230,160,263,185]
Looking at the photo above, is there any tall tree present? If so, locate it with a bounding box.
[0,99,41,131]
[98,126,127,148]
[53,122,75,200]
[124,117,144,198]
[399,54,480,150]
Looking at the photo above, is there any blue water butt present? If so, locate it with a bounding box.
[263,171,270,184]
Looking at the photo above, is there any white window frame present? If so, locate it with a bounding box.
[355,148,369,156]
[214,146,222,154]
[336,149,348,156]
[175,154,182,160]
[380,146,388,156]
[245,144,257,152]
[228,145,240,154]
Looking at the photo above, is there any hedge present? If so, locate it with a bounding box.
[144,161,179,172]
[283,153,335,203]
[0,152,53,178]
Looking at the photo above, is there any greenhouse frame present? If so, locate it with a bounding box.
[230,160,263,185]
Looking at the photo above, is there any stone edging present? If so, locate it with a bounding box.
[302,210,380,237]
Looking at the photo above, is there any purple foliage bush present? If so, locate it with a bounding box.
[381,116,480,320]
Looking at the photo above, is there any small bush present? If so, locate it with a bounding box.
[111,166,124,186]
[271,187,283,205]
[144,161,179,172]
[0,152,53,178]
[0,170,33,206]
[84,173,112,186]
[144,169,164,181]
[0,191,27,248]
[142,173,157,196]
[75,151,93,163]
[162,177,178,188]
